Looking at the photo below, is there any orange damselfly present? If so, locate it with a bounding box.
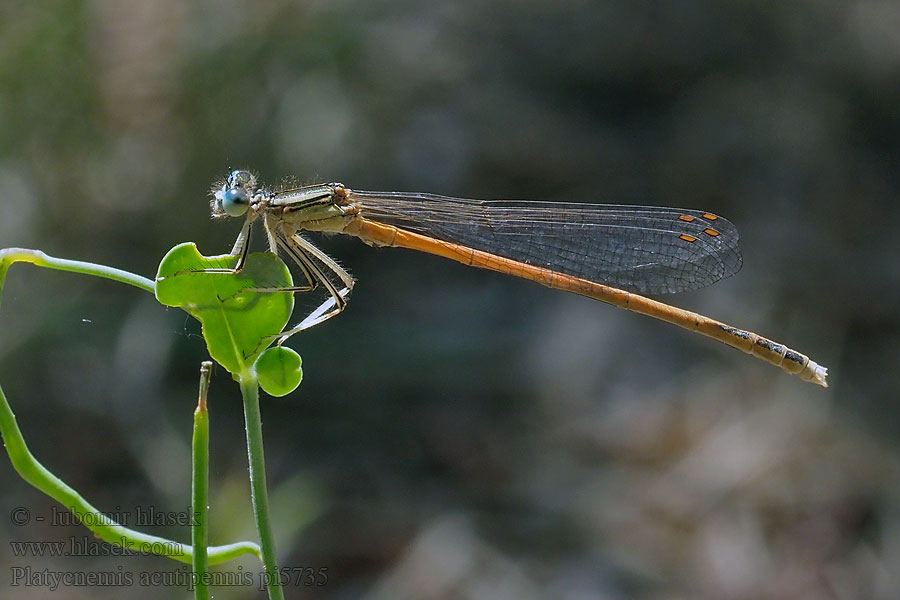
[211,170,827,387]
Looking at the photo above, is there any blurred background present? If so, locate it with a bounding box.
[0,1,898,598]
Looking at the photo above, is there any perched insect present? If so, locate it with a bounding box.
[211,170,827,386]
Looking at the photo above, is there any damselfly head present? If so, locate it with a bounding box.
[211,169,259,218]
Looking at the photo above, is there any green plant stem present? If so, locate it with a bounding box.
[192,361,213,600]
[240,373,284,600]
[0,248,156,300]
[0,247,262,565]
[0,379,260,564]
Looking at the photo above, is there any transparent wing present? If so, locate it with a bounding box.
[349,191,742,295]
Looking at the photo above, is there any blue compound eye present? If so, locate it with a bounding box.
[221,187,250,217]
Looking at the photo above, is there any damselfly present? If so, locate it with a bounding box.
[210,170,827,387]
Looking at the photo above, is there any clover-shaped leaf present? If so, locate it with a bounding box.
[155,243,294,378]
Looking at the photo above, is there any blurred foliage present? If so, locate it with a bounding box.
[1,1,899,598]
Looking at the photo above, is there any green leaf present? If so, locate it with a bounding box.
[256,347,303,397]
[155,243,294,376]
